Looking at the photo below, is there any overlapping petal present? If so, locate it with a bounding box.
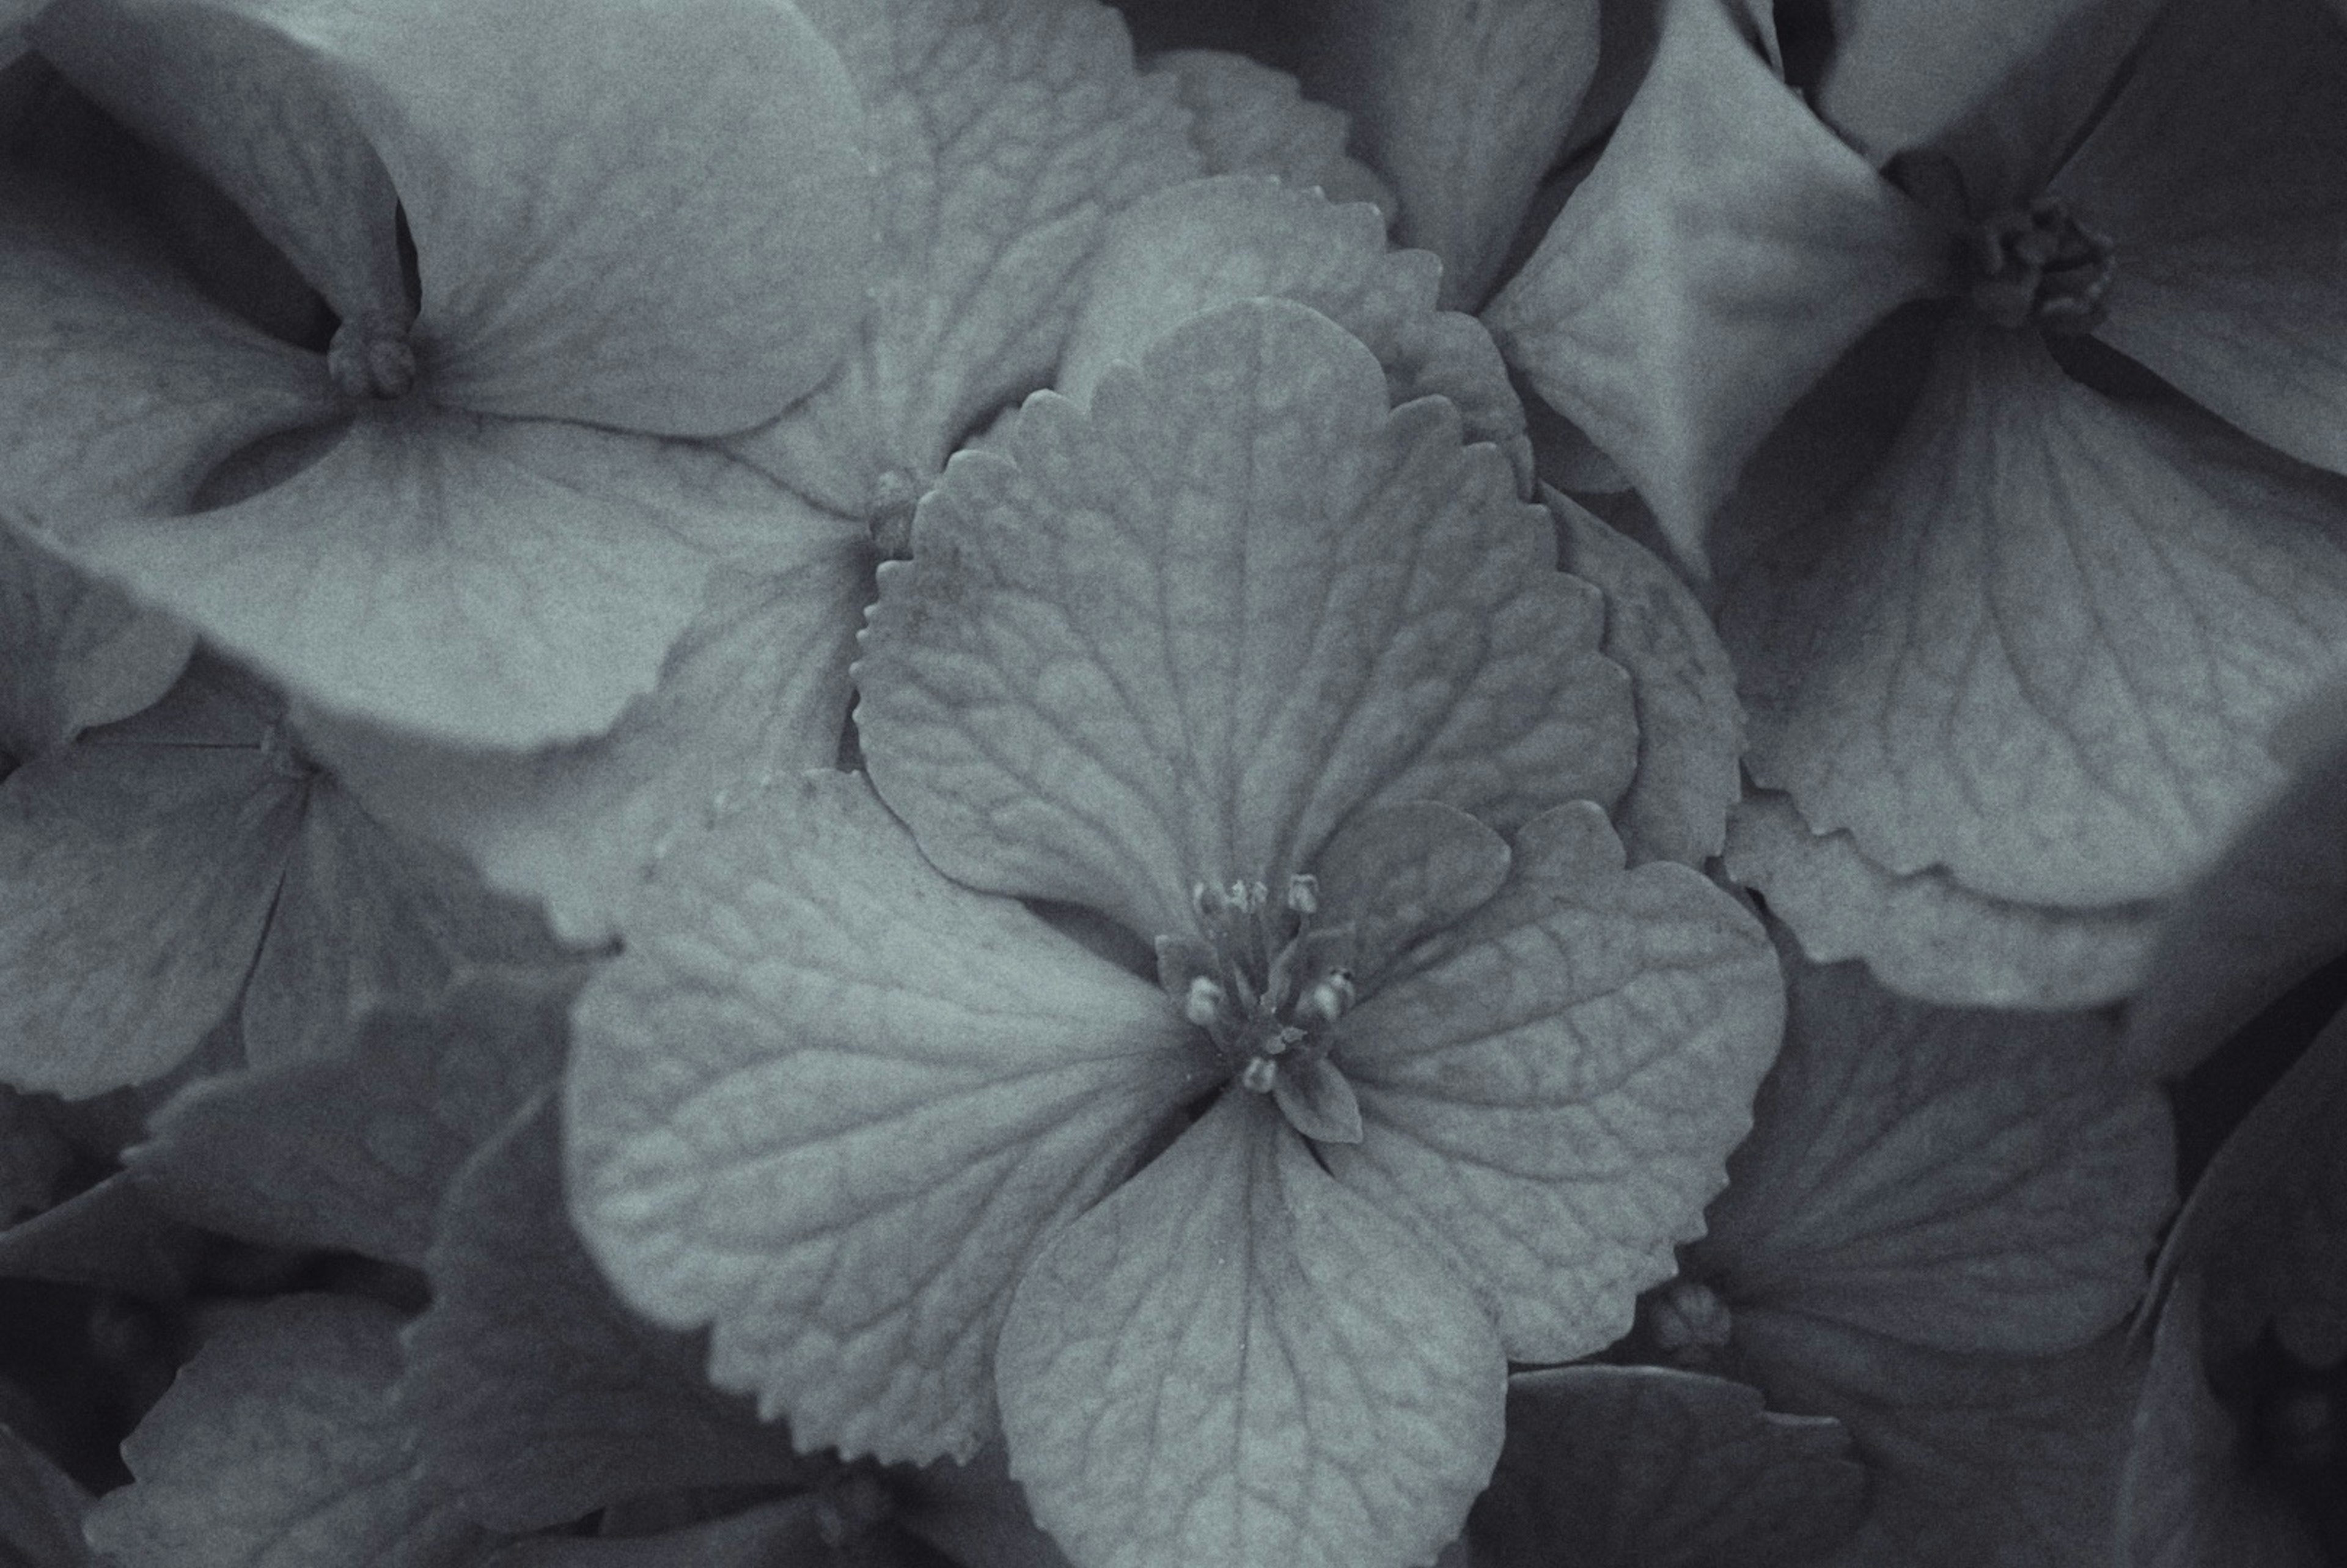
[567,769,1198,1462]
[1145,49,1391,213]
[994,1090,1504,1568]
[0,525,191,763]
[859,298,1629,943]
[1324,802,1782,1360]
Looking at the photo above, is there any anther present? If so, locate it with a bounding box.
[327,308,417,400]
[1285,874,1320,915]
[1240,1056,1279,1093]
[1299,971,1356,1024]
[1183,976,1226,1029]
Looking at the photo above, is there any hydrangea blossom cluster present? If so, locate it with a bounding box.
[0,0,2338,1565]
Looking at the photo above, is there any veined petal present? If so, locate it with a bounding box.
[53,410,783,748]
[1727,318,2347,909]
[0,160,341,528]
[301,504,870,945]
[567,769,1197,1462]
[2053,0,2347,478]
[1309,802,1511,990]
[995,1090,1505,1568]
[1326,802,1784,1362]
[1484,0,1954,567]
[860,298,1629,943]
[370,0,876,434]
[1724,791,2163,1009]
[1145,49,1393,214]
[30,0,407,326]
[729,0,1199,522]
[1291,0,1599,309]
[0,524,192,762]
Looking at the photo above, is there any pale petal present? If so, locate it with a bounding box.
[0,524,191,762]
[1146,49,1392,213]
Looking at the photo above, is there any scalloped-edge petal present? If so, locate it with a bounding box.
[859,298,1630,943]
[0,524,192,762]
[1060,176,1532,491]
[1293,0,1599,309]
[300,507,869,945]
[1548,489,1742,867]
[30,0,407,326]
[568,769,1199,1464]
[1723,791,2162,1009]
[1468,1366,1867,1568]
[727,0,1200,523]
[1146,49,1392,214]
[1730,320,2347,909]
[1813,0,2161,207]
[996,1090,1505,1568]
[0,161,342,529]
[130,970,577,1264]
[405,1096,811,1533]
[1699,938,2172,1357]
[83,1296,487,1568]
[53,410,788,748]
[1485,0,1952,570]
[2052,0,2347,480]
[1326,801,1783,1361]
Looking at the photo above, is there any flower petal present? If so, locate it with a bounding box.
[1698,939,2172,1357]
[859,298,1630,943]
[1309,801,1511,988]
[1146,49,1393,214]
[130,970,576,1265]
[995,1091,1505,1568]
[1057,175,1531,489]
[728,0,1198,522]
[1468,1366,1867,1568]
[0,1418,90,1568]
[1326,802,1784,1361]
[54,411,781,748]
[567,769,1196,1462]
[0,161,341,527]
[1723,791,2164,1009]
[30,0,407,325]
[0,524,191,763]
[1549,489,1743,867]
[405,1096,810,1533]
[1726,319,2347,909]
[83,1297,486,1568]
[300,511,869,945]
[0,714,302,1096]
[1813,0,2161,206]
[2052,0,2347,479]
[1483,0,1953,566]
[1291,0,1599,309]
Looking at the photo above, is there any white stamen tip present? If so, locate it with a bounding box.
[1240,1056,1279,1093]
[1183,976,1225,1028]
[1302,972,1356,1023]
[1285,874,1320,915]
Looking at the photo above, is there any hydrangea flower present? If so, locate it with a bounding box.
[1482,0,2347,1009]
[567,299,1783,1568]
[1,0,877,749]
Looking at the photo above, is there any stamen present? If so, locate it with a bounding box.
[326,307,417,399]
[1240,1056,1279,1093]
[1183,976,1225,1029]
[1299,971,1355,1024]
[1285,874,1319,915]
[1970,196,2114,335]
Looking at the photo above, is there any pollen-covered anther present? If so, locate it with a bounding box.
[1285,874,1320,915]
[1183,975,1227,1029]
[1240,1055,1279,1093]
[327,308,418,400]
[1299,971,1355,1025]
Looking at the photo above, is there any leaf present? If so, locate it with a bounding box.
[2053,0,2347,481]
[1056,175,1532,489]
[1467,1365,1866,1568]
[994,1090,1505,1568]
[1815,0,2162,206]
[1697,938,2172,1357]
[0,713,303,1096]
[0,524,193,764]
[1724,318,2347,910]
[567,769,1199,1463]
[84,1295,487,1568]
[1483,0,1953,566]
[858,298,1631,945]
[0,159,342,528]
[0,1419,93,1567]
[301,522,870,946]
[1325,802,1784,1361]
[1290,0,1600,308]
[1723,791,2162,1008]
[131,970,577,1265]
[1548,490,1742,866]
[57,411,783,748]
[403,1097,807,1533]
[1145,49,1392,213]
[727,0,1199,522]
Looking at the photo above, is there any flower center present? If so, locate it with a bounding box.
[1174,874,1357,1096]
[327,307,417,400]
[1970,196,2114,335]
